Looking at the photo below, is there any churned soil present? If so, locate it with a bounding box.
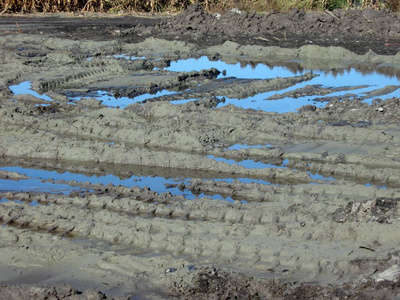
[1,4,400,54]
[1,4,400,300]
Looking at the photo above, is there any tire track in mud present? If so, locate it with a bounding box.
[2,32,400,298]
[1,191,399,281]
[2,192,396,276]
[2,96,400,187]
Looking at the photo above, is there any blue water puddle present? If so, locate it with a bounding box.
[218,94,326,113]
[0,175,81,195]
[113,55,146,60]
[0,198,39,206]
[171,98,199,105]
[364,183,387,189]
[113,54,400,111]
[0,166,264,203]
[0,166,187,195]
[207,155,286,169]
[71,89,176,108]
[227,144,273,150]
[207,155,338,182]
[9,81,53,101]
[217,74,399,112]
[166,56,400,112]
[212,177,273,185]
[9,57,399,113]
[307,172,336,181]
[165,56,303,79]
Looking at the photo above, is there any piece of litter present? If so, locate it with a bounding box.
[165,268,177,274]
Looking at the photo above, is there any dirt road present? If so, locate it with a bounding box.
[0,5,400,299]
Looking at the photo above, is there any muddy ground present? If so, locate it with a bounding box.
[1,5,400,299]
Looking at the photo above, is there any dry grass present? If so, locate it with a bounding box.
[0,0,397,14]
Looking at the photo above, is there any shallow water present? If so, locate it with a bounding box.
[207,155,336,182]
[0,198,39,206]
[9,57,400,113]
[226,144,274,150]
[165,56,400,105]
[9,81,53,101]
[166,56,303,79]
[0,176,82,195]
[71,89,177,108]
[307,172,336,181]
[89,57,400,112]
[1,166,280,203]
[207,155,287,169]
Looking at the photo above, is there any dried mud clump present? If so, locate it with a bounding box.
[333,197,399,223]
[172,267,400,300]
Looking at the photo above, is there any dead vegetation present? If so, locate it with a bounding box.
[0,0,398,14]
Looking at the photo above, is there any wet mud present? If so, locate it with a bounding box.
[1,5,400,299]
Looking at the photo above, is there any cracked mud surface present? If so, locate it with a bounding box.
[1,5,400,299]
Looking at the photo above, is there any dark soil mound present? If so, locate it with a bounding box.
[171,267,400,300]
[123,4,400,55]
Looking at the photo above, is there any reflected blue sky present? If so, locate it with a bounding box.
[71,89,177,108]
[0,166,190,196]
[307,172,336,181]
[8,57,400,113]
[227,144,273,150]
[207,155,286,169]
[207,155,337,182]
[166,56,303,79]
[0,166,271,203]
[167,56,400,112]
[9,81,53,101]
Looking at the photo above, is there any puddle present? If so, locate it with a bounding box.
[364,183,387,189]
[226,144,274,150]
[213,177,273,185]
[307,172,336,181]
[207,155,337,182]
[216,69,399,113]
[113,55,146,60]
[166,56,400,112]
[72,89,177,108]
[207,155,286,169]
[0,166,268,203]
[166,57,399,92]
[0,174,82,195]
[165,56,303,79]
[11,56,398,113]
[170,98,199,105]
[9,81,53,101]
[0,198,39,206]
